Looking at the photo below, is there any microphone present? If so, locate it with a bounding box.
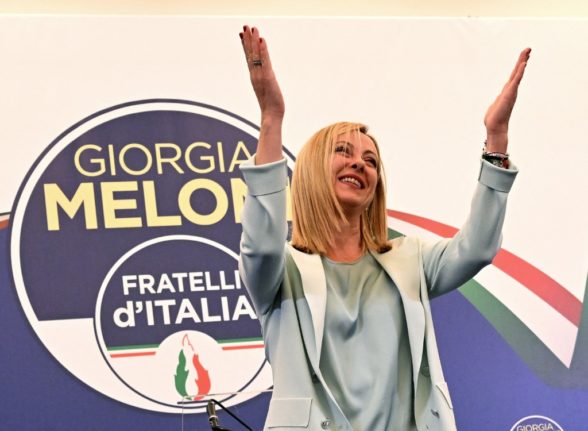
[207,400,233,431]
[178,394,258,431]
[207,400,221,429]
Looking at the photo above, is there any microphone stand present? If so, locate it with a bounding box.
[206,398,253,431]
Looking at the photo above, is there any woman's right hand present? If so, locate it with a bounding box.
[240,26,285,120]
[240,25,284,164]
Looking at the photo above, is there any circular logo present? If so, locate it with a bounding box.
[510,415,564,431]
[10,99,294,413]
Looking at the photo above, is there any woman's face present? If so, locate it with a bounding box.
[330,132,379,215]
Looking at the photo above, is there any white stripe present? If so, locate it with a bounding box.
[219,340,265,347]
[476,267,577,367]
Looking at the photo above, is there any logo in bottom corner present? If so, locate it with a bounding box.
[510,415,564,431]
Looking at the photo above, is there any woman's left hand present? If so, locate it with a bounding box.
[484,48,531,153]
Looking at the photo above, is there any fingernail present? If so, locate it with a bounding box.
[239,32,243,39]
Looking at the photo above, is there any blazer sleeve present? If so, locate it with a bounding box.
[238,157,289,316]
[422,159,518,298]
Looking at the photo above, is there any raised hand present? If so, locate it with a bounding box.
[240,26,285,119]
[484,48,531,153]
[240,25,285,164]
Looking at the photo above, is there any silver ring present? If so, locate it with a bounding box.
[252,59,263,67]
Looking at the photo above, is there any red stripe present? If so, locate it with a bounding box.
[493,249,582,326]
[110,351,156,358]
[388,209,582,327]
[0,218,8,230]
[390,210,458,238]
[221,344,264,351]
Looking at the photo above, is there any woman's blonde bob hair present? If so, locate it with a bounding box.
[290,121,390,255]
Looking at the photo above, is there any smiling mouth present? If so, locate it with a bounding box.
[339,176,364,188]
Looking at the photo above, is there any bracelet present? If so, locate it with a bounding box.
[483,156,509,169]
[483,151,509,159]
[482,144,509,168]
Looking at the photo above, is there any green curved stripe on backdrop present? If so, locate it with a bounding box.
[459,277,588,389]
[388,227,588,388]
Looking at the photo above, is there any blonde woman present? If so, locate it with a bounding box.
[238,26,530,431]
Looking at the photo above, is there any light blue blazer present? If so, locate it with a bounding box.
[239,158,517,430]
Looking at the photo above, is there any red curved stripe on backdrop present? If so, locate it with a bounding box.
[0,218,8,230]
[110,351,156,358]
[388,209,582,327]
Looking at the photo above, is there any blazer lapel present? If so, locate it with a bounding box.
[288,245,327,367]
[371,238,425,390]
[288,239,426,393]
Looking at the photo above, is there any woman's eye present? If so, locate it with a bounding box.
[365,157,377,167]
[335,145,350,155]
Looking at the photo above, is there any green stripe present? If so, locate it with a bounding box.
[388,222,588,387]
[388,224,583,385]
[387,228,404,240]
[459,279,574,386]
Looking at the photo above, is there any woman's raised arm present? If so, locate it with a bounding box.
[423,48,531,296]
[240,25,285,165]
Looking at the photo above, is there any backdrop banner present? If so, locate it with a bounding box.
[0,16,586,431]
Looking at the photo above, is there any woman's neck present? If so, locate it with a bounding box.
[325,215,365,262]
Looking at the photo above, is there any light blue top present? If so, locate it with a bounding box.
[320,253,417,430]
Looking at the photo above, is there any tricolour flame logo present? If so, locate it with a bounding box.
[174,334,211,400]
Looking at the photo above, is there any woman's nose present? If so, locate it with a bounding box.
[350,158,364,170]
